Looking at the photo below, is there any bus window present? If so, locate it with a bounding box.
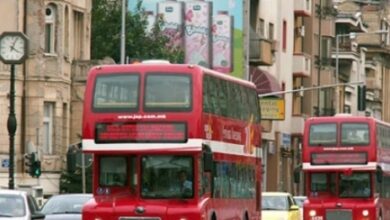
[144,74,191,111]
[99,156,128,186]
[341,123,369,146]
[309,123,337,146]
[339,172,371,198]
[310,173,327,192]
[93,74,139,112]
[141,155,193,198]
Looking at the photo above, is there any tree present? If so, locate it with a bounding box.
[91,0,184,63]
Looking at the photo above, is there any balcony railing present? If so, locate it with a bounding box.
[249,38,273,66]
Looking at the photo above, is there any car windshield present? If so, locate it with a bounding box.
[0,194,26,217]
[41,194,92,214]
[141,155,193,199]
[262,195,289,211]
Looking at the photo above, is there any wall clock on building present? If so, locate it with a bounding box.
[0,32,28,64]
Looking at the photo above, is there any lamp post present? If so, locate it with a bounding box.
[120,0,126,64]
[334,30,387,114]
[0,32,29,189]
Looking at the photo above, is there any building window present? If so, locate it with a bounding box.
[62,103,68,148]
[269,23,274,41]
[321,36,332,65]
[258,18,265,38]
[282,20,287,51]
[43,102,54,154]
[45,4,56,54]
[73,10,84,59]
[64,6,69,57]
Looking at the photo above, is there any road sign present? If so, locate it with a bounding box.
[1,159,9,168]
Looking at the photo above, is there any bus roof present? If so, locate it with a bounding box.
[89,63,256,89]
[305,115,390,127]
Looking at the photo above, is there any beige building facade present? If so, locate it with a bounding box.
[0,0,92,196]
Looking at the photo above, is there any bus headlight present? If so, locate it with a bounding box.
[362,210,369,217]
[309,210,317,217]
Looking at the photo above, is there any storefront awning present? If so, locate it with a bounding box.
[249,66,281,97]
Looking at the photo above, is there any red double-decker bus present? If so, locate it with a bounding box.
[297,114,390,220]
[81,62,262,220]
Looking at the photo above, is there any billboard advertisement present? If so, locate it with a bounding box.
[129,0,245,79]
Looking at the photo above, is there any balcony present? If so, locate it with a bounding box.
[293,53,311,77]
[291,116,305,134]
[249,38,273,66]
[294,0,311,17]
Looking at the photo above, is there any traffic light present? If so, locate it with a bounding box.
[357,85,366,111]
[32,160,41,178]
[24,153,35,177]
[24,152,41,178]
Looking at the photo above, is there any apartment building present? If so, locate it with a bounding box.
[0,0,93,195]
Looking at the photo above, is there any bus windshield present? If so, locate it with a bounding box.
[93,74,139,112]
[141,155,193,199]
[144,74,191,111]
[309,123,337,146]
[341,123,369,145]
[339,172,371,198]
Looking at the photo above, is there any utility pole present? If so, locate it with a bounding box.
[316,0,322,116]
[120,0,126,64]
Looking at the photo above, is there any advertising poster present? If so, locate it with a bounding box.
[129,0,244,79]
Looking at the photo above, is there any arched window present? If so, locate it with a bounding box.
[45,4,57,54]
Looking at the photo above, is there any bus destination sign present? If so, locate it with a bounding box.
[95,122,187,143]
[311,152,367,165]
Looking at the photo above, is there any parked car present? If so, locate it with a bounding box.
[40,194,92,220]
[0,189,45,220]
[262,192,300,220]
[293,196,307,220]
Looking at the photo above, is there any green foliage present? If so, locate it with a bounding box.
[59,166,93,194]
[91,0,184,63]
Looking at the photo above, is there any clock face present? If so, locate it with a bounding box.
[0,32,28,64]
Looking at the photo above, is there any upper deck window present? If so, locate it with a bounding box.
[144,74,191,112]
[341,123,369,145]
[93,74,139,112]
[309,123,337,146]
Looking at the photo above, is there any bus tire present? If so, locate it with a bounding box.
[211,213,217,220]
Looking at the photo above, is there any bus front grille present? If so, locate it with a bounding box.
[119,217,161,220]
[326,209,352,220]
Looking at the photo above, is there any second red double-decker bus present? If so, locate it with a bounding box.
[296,114,390,220]
[81,62,262,220]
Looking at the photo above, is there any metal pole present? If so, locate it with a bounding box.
[335,35,339,114]
[82,152,86,193]
[8,64,17,189]
[316,0,322,116]
[120,0,126,64]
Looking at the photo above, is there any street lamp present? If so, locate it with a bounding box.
[334,30,387,114]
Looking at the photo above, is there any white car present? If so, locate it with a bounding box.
[0,189,45,220]
[293,196,307,220]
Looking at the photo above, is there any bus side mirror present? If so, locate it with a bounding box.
[377,168,383,183]
[294,166,301,183]
[203,152,213,172]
